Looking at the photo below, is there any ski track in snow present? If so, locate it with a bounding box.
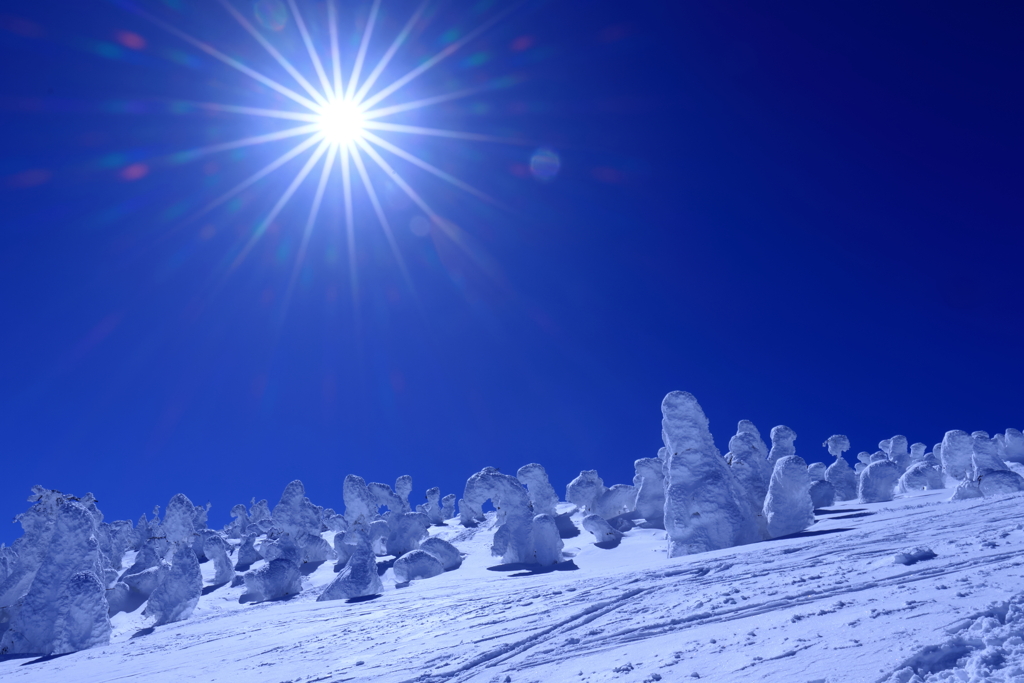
[2,489,1023,683]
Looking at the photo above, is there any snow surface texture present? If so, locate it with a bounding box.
[3,389,1024,680]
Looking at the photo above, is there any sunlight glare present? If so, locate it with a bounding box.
[318,99,366,145]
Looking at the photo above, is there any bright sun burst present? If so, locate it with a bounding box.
[317,99,366,145]
[131,0,521,308]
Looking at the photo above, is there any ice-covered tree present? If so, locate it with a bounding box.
[940,430,973,481]
[419,537,462,570]
[824,435,857,501]
[384,512,430,557]
[661,391,759,556]
[461,468,536,564]
[0,497,110,655]
[972,432,1024,497]
[858,461,901,503]
[393,550,444,582]
[318,531,382,601]
[768,425,797,468]
[726,425,772,539]
[633,458,666,528]
[517,463,559,518]
[144,494,203,626]
[565,470,606,513]
[763,456,814,538]
[532,514,564,565]
[1004,429,1024,464]
[897,462,944,492]
[343,475,380,532]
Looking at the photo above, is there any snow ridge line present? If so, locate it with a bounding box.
[398,587,649,683]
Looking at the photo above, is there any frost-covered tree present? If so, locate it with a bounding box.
[763,456,814,538]
[726,426,772,539]
[858,460,901,503]
[1004,429,1024,464]
[532,514,564,565]
[972,432,1024,497]
[271,480,334,564]
[395,475,414,513]
[462,468,548,564]
[582,514,623,544]
[343,475,380,532]
[565,471,606,513]
[440,494,457,520]
[368,482,406,515]
[203,534,234,586]
[632,458,666,528]
[419,537,462,570]
[224,503,249,539]
[384,512,430,557]
[421,487,445,525]
[807,462,827,482]
[243,559,302,602]
[595,484,638,519]
[235,533,261,571]
[393,550,444,582]
[941,430,973,481]
[824,435,857,501]
[318,531,382,601]
[909,443,927,463]
[661,391,759,556]
[0,497,110,655]
[517,463,559,518]
[897,462,944,492]
[768,426,797,468]
[882,435,911,472]
[145,494,203,626]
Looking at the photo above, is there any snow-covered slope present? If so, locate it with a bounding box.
[2,488,1022,683]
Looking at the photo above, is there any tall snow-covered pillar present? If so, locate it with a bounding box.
[661,391,758,557]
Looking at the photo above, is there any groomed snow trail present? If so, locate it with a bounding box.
[2,490,1023,683]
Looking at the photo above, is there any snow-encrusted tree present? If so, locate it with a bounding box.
[858,460,901,503]
[632,457,666,528]
[767,425,797,468]
[0,495,110,655]
[461,468,536,564]
[972,432,1024,496]
[343,475,380,532]
[940,430,973,481]
[517,463,559,518]
[145,494,203,626]
[318,531,382,601]
[725,425,772,539]
[565,470,606,513]
[763,456,814,538]
[661,391,759,557]
[823,435,857,501]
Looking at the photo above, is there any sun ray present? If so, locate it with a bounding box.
[231,138,332,271]
[188,102,320,123]
[349,142,415,290]
[117,0,320,112]
[355,136,502,282]
[287,0,335,100]
[194,133,325,221]
[352,1,427,105]
[217,0,330,109]
[345,0,382,102]
[173,123,320,163]
[362,121,525,144]
[361,86,490,121]
[339,143,360,311]
[281,143,338,322]
[360,130,499,206]
[359,3,523,111]
[327,0,344,97]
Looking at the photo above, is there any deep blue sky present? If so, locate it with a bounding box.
[1,0,1021,541]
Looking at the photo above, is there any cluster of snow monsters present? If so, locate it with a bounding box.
[2,390,1021,657]
[0,476,461,657]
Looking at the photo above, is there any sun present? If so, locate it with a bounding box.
[317,99,365,145]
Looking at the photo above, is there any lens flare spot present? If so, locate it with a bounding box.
[253,0,288,31]
[7,169,52,188]
[318,99,365,144]
[529,148,560,182]
[115,31,147,50]
[120,163,149,181]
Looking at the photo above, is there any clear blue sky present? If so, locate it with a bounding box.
[1,0,1021,542]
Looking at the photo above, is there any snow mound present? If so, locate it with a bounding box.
[893,546,937,566]
[393,550,444,583]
